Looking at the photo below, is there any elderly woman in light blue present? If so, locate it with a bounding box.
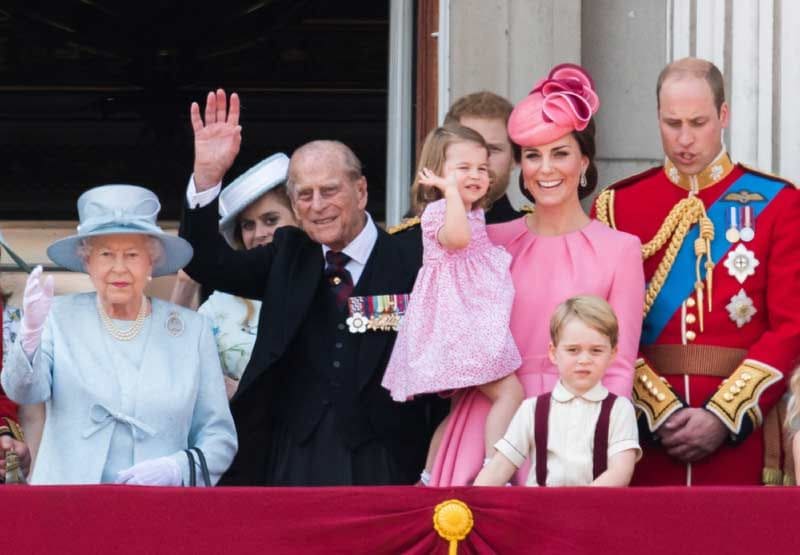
[0,185,237,485]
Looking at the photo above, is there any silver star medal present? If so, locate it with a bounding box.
[726,289,757,328]
[723,244,759,284]
[346,312,368,334]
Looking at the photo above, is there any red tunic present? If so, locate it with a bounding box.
[0,300,22,438]
[593,155,800,485]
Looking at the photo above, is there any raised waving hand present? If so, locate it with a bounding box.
[190,89,242,191]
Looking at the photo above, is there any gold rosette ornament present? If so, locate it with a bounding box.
[433,499,474,555]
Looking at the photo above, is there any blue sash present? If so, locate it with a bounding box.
[642,172,784,344]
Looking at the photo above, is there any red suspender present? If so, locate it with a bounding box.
[592,393,617,479]
[533,392,551,487]
[534,391,618,486]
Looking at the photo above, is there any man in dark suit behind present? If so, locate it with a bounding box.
[180,90,442,486]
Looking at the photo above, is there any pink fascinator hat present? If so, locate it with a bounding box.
[508,63,600,147]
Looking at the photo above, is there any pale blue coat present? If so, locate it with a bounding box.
[1,293,237,485]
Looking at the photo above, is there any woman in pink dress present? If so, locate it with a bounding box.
[431,64,645,486]
[382,124,523,485]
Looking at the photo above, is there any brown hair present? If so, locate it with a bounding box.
[656,57,726,114]
[232,185,293,249]
[517,119,598,203]
[549,295,619,348]
[410,125,493,216]
[445,91,520,163]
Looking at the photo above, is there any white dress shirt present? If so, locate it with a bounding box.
[496,380,641,487]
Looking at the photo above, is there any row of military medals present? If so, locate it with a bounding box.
[724,205,755,244]
[346,294,409,333]
[723,202,759,328]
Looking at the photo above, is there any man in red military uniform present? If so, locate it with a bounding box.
[593,57,800,485]
[1,388,29,481]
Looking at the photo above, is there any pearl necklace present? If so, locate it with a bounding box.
[97,295,149,341]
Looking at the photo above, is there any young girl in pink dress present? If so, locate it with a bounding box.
[382,125,524,484]
[430,64,645,486]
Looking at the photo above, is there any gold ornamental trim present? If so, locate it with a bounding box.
[594,188,616,229]
[706,359,783,435]
[433,499,474,555]
[0,417,24,441]
[387,217,420,234]
[663,151,735,192]
[632,359,683,432]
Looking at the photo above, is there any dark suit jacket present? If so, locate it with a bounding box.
[180,200,443,485]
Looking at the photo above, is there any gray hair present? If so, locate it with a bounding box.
[77,235,165,271]
[285,140,363,197]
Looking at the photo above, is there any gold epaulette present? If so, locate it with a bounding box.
[594,189,616,229]
[739,163,799,190]
[0,417,24,441]
[592,167,663,227]
[632,358,683,432]
[388,217,420,234]
[520,204,535,214]
[706,359,783,435]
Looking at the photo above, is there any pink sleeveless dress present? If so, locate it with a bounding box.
[382,199,521,401]
[430,218,645,486]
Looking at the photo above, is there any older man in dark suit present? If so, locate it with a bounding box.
[180,90,441,486]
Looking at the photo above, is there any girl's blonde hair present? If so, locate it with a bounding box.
[549,295,619,348]
[785,368,800,434]
[410,124,493,216]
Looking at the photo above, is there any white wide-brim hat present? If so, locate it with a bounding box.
[218,153,290,247]
[47,184,193,277]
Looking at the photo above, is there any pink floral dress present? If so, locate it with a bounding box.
[382,199,521,401]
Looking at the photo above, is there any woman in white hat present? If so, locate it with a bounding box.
[172,153,297,399]
[1,185,237,485]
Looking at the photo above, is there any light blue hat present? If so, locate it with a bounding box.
[218,153,290,247]
[47,185,193,277]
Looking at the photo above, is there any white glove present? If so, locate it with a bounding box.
[115,456,182,486]
[20,266,55,357]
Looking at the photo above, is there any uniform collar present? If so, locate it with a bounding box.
[551,380,609,403]
[663,148,734,193]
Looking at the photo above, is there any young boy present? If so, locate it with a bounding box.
[475,296,641,487]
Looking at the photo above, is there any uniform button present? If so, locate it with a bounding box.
[735,379,746,388]
[686,330,696,341]
[742,372,752,381]
[337,323,345,331]
[335,342,343,349]
[723,393,734,402]
[685,313,696,324]
[657,393,666,402]
[639,375,648,383]
[686,297,696,308]
[332,361,341,368]
[730,386,740,395]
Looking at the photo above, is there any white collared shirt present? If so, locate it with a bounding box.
[321,212,377,286]
[186,175,377,285]
[496,380,641,487]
